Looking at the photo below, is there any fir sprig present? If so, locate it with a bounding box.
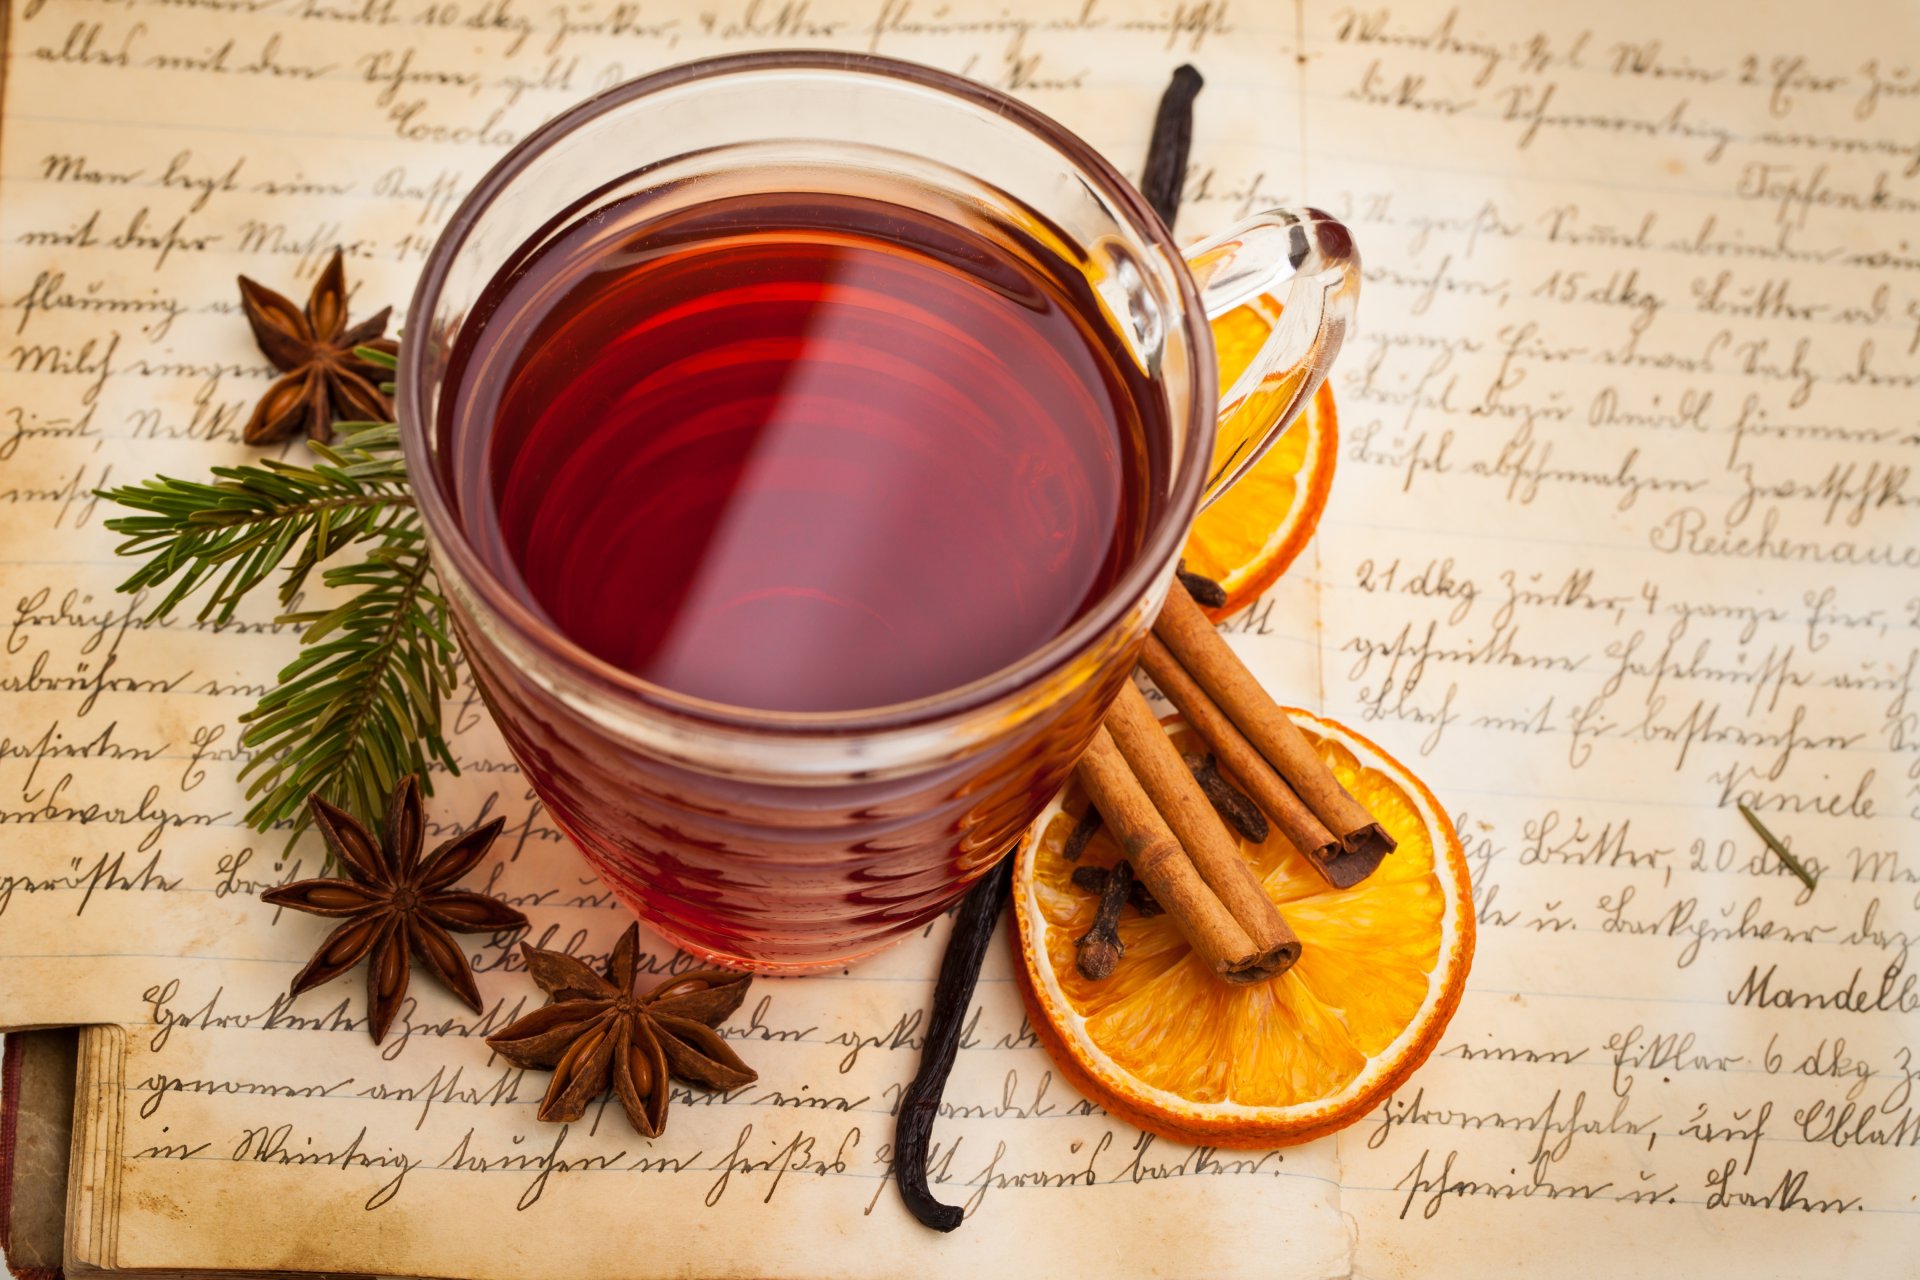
[238,520,459,832]
[100,422,414,624]
[98,347,460,837]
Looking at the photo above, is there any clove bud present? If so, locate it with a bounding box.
[1072,863,1164,918]
[1061,806,1104,861]
[1175,564,1228,609]
[1184,753,1269,844]
[1074,860,1133,980]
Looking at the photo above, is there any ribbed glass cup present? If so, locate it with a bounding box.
[397,52,1356,971]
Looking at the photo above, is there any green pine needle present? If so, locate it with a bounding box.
[239,521,459,832]
[97,403,461,840]
[1737,803,1818,893]
[99,423,415,624]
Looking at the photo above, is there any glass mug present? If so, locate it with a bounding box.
[398,51,1357,972]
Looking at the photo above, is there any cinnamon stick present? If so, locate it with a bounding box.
[1152,588,1397,887]
[1104,684,1299,967]
[1140,635,1342,872]
[1075,728,1295,983]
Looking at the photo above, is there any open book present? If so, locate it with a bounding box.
[2,0,1915,1275]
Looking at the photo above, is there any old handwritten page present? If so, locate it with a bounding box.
[0,3,1349,1277]
[1302,0,1920,1275]
[0,0,1303,1029]
[3,0,1916,1275]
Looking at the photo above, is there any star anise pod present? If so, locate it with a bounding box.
[261,776,527,1043]
[486,923,757,1136]
[237,248,398,445]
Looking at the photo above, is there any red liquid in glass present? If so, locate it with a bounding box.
[448,191,1157,711]
[437,187,1165,967]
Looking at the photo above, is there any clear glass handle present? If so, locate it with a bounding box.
[1181,207,1359,509]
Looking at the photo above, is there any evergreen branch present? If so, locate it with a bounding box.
[237,518,460,833]
[99,383,464,839]
[98,424,415,623]
[94,301,465,840]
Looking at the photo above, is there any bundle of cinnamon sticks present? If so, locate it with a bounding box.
[1073,580,1396,985]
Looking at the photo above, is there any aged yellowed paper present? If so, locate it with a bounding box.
[1302,1,1920,1274]
[0,3,1345,1277]
[2,0,1917,1275]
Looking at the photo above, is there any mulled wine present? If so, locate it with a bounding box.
[443,188,1160,712]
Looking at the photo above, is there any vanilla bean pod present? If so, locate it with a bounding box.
[894,857,1015,1231]
[895,66,1208,1229]
[1141,64,1204,226]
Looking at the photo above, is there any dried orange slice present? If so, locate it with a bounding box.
[1182,299,1338,619]
[1012,711,1472,1148]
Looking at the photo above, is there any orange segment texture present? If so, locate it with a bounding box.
[1183,301,1338,619]
[1014,714,1473,1147]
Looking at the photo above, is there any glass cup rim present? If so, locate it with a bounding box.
[396,49,1216,737]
